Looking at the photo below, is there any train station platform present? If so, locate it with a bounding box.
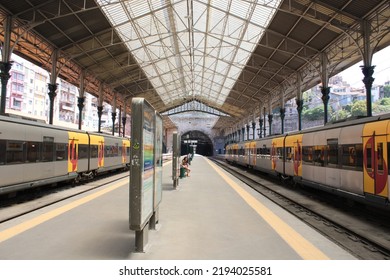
[0,155,356,261]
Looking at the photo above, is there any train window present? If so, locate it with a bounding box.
[302,146,313,164]
[314,146,325,166]
[122,145,126,157]
[111,144,119,157]
[377,143,384,173]
[79,144,89,159]
[285,147,292,161]
[105,145,113,157]
[326,139,338,166]
[26,141,40,163]
[342,145,358,170]
[90,145,98,158]
[355,144,363,171]
[276,147,283,159]
[342,144,363,171]
[366,144,372,170]
[118,144,122,156]
[0,140,6,165]
[42,140,54,162]
[56,143,67,161]
[388,143,390,174]
[7,141,25,164]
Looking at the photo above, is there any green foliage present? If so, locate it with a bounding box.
[373,103,390,114]
[331,109,349,121]
[350,100,367,116]
[383,85,390,98]
[303,105,324,121]
[344,103,352,112]
[379,97,390,105]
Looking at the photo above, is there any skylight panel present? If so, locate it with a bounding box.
[96,0,282,107]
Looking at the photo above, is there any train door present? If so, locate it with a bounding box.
[271,137,284,173]
[244,142,251,166]
[363,121,389,199]
[249,141,256,167]
[68,132,79,173]
[41,136,55,178]
[292,134,303,177]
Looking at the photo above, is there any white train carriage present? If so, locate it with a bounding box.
[253,137,273,174]
[225,114,390,208]
[237,142,246,166]
[94,133,129,173]
[0,116,78,195]
[299,120,365,195]
[0,115,131,196]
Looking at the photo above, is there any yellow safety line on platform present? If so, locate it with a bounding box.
[206,159,330,260]
[0,179,127,244]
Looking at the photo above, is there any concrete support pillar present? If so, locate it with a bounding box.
[97,106,103,133]
[77,71,85,130]
[259,118,263,138]
[268,114,273,136]
[280,108,286,134]
[320,53,330,125]
[321,87,330,125]
[296,75,303,131]
[0,62,12,115]
[268,98,273,136]
[97,84,104,133]
[279,88,285,134]
[361,20,374,117]
[111,112,116,136]
[47,83,57,124]
[263,107,267,137]
[112,94,117,135]
[48,50,59,124]
[296,99,303,131]
[77,96,85,130]
[0,16,12,115]
[119,106,122,136]
[361,65,375,117]
[122,116,127,137]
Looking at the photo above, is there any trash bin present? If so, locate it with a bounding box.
[180,167,186,178]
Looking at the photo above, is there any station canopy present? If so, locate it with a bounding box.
[1,0,390,129]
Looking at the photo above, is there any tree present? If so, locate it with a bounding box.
[344,103,352,113]
[379,97,390,105]
[373,98,390,114]
[383,85,390,98]
[331,109,349,121]
[303,105,324,121]
[351,100,367,116]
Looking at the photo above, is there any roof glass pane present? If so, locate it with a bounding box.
[96,0,282,107]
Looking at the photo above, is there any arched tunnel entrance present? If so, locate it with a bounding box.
[181,130,213,156]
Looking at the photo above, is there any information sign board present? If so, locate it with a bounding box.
[129,98,155,231]
[154,111,163,209]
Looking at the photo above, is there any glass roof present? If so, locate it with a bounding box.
[97,0,281,107]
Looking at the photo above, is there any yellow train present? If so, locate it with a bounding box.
[0,115,130,195]
[226,114,390,209]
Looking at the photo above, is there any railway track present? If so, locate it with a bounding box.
[210,157,390,260]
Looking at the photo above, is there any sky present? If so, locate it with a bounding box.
[339,46,390,87]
